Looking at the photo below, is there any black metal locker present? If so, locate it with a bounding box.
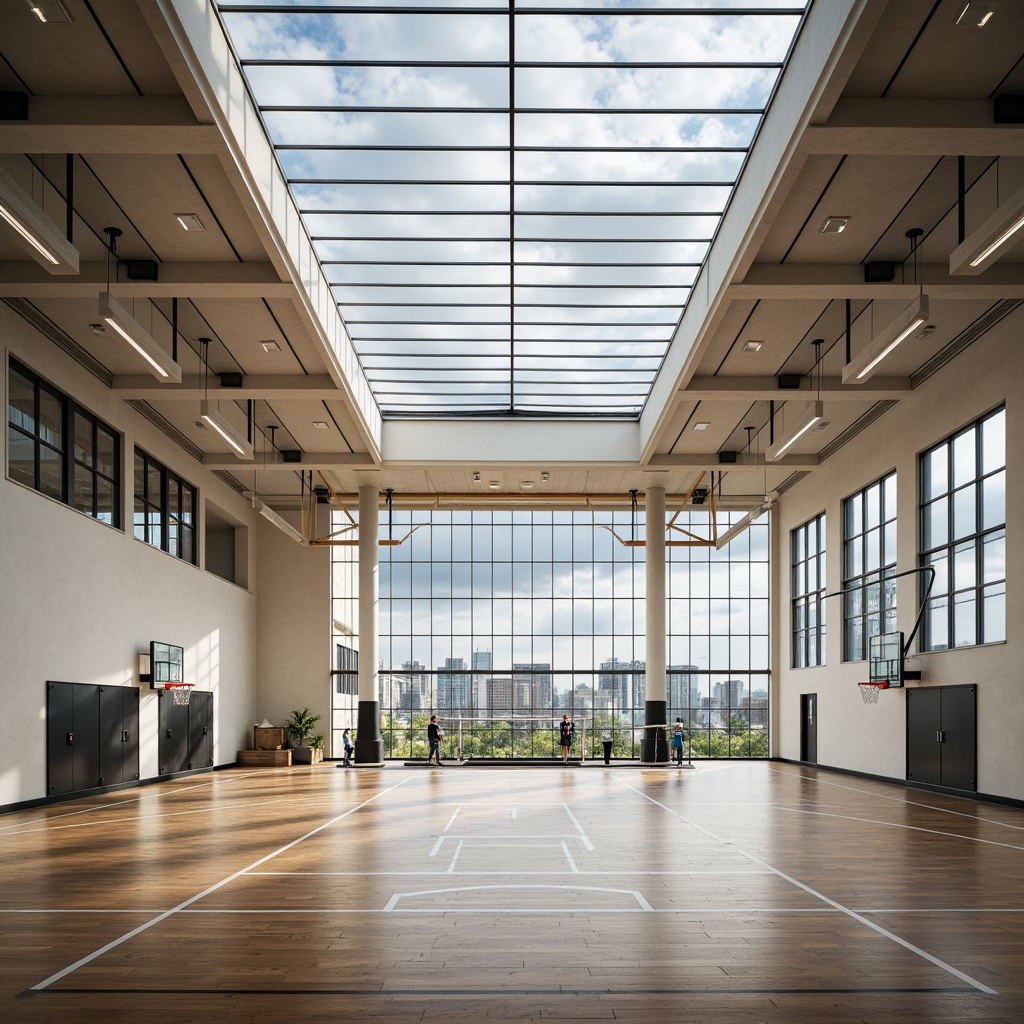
[158,690,191,774]
[46,682,76,796]
[906,685,976,792]
[188,690,213,769]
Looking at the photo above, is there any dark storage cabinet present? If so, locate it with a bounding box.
[47,682,139,796]
[906,684,976,792]
[158,689,213,774]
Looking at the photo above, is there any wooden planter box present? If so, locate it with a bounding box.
[238,749,292,767]
[253,726,286,750]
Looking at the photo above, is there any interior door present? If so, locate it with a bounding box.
[938,685,977,792]
[800,693,817,764]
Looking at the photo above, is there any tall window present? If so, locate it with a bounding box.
[920,407,1005,650]
[332,508,770,759]
[843,472,896,661]
[792,513,826,667]
[133,449,196,564]
[7,359,120,526]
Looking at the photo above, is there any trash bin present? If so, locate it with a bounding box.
[602,737,613,765]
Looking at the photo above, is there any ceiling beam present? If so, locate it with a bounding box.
[730,263,1024,300]
[683,375,910,401]
[647,453,818,469]
[204,452,377,471]
[0,261,291,298]
[0,97,222,154]
[113,374,340,400]
[802,98,1024,156]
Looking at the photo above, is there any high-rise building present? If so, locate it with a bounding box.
[437,657,470,713]
[513,663,552,709]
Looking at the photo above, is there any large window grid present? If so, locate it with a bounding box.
[792,513,826,668]
[331,508,770,758]
[133,450,196,564]
[7,359,120,526]
[843,473,896,662]
[218,4,809,417]
[920,407,1005,650]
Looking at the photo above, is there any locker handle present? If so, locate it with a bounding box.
[937,730,945,743]
[67,731,73,745]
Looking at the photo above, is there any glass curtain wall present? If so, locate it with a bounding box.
[332,508,769,760]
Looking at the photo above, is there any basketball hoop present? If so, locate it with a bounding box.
[165,683,194,706]
[857,681,889,704]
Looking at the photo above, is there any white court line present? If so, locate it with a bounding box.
[383,883,651,913]
[769,764,1024,834]
[561,841,579,873]
[616,776,999,996]
[443,806,461,833]
[26,775,418,993]
[776,805,1024,854]
[563,804,595,851]
[446,841,463,874]
[428,836,445,857]
[511,808,517,819]
[248,868,774,877]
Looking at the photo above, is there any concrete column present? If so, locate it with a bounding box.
[642,485,668,763]
[355,485,383,764]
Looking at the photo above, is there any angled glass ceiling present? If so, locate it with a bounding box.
[218,1,808,418]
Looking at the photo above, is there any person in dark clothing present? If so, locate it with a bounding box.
[559,715,575,764]
[427,715,444,766]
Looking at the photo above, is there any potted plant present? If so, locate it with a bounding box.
[285,707,323,764]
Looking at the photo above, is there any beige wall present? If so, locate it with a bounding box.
[0,303,258,806]
[774,304,1023,800]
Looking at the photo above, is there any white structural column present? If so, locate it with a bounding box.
[355,485,384,764]
[642,485,669,763]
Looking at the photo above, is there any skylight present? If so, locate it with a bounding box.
[218,1,808,418]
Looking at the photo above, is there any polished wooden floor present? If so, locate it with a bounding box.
[3,761,1024,1022]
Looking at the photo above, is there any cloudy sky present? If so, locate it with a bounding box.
[220,1,807,415]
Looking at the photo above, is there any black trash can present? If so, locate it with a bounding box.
[602,737,613,764]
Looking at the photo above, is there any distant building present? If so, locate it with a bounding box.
[437,657,470,712]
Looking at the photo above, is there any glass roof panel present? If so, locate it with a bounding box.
[218,1,808,418]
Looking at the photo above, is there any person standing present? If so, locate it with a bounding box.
[427,715,445,766]
[559,714,575,764]
[672,717,685,766]
[342,728,354,767]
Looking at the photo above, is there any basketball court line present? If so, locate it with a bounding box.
[562,803,594,849]
[22,774,419,996]
[615,775,1000,996]
[382,883,654,913]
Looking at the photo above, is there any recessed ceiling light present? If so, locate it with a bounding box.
[88,322,106,335]
[472,472,481,482]
[26,0,71,23]
[175,213,205,232]
[954,1,999,27]
[540,471,549,482]
[521,480,534,489]
[693,422,710,431]
[743,340,763,352]
[820,216,850,234]
[261,340,281,352]
[488,480,500,490]
[313,421,329,430]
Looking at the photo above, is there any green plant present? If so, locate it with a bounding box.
[285,707,322,747]
[310,734,324,750]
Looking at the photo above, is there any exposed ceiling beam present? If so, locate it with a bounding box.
[802,98,1024,156]
[647,453,818,469]
[0,261,290,298]
[729,263,1024,300]
[113,374,340,400]
[682,375,910,401]
[0,96,221,154]
[203,452,377,470]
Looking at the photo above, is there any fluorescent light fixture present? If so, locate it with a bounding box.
[765,401,824,461]
[716,497,776,550]
[175,213,205,232]
[200,399,254,459]
[252,499,306,545]
[820,216,849,234]
[98,291,182,382]
[949,182,1024,275]
[954,1,999,26]
[743,340,763,352]
[842,294,930,383]
[25,0,71,23]
[0,164,79,274]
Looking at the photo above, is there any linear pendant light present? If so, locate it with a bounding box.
[98,291,182,382]
[251,498,307,545]
[200,399,254,460]
[0,164,79,274]
[765,400,823,461]
[842,293,929,384]
[949,181,1024,275]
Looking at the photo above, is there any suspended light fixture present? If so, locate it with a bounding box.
[251,499,307,545]
[844,229,930,384]
[199,337,252,459]
[99,227,180,382]
[0,163,79,274]
[767,339,825,461]
[949,181,1024,275]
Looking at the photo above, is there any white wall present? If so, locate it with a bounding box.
[774,305,1023,801]
[0,302,258,806]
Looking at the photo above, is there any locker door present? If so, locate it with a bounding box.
[99,686,124,786]
[122,687,140,781]
[47,682,75,796]
[158,690,190,774]
[906,688,942,786]
[71,683,101,791]
[939,685,976,792]
[188,691,213,769]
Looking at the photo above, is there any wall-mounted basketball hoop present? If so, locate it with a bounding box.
[857,681,889,704]
[164,682,194,706]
